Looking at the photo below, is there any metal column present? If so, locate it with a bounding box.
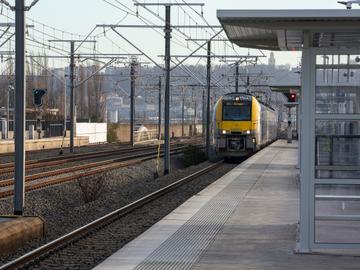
[6,86,10,139]
[158,76,162,139]
[206,41,211,159]
[202,89,205,136]
[193,91,197,135]
[181,90,185,137]
[69,41,75,153]
[246,75,250,94]
[14,0,26,215]
[63,78,67,138]
[130,60,136,146]
[163,5,171,175]
[235,62,239,93]
[299,31,314,253]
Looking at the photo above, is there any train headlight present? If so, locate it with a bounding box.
[222,130,227,135]
[246,130,251,135]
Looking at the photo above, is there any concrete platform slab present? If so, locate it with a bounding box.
[0,216,46,255]
[94,140,360,270]
[0,136,89,153]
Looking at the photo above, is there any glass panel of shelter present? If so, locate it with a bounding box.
[314,54,360,244]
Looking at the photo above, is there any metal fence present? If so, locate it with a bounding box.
[1,120,66,138]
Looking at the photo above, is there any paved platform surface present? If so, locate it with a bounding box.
[94,140,360,270]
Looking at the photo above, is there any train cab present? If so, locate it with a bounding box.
[213,93,277,157]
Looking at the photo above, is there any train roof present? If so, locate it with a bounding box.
[224,92,252,97]
[222,92,276,112]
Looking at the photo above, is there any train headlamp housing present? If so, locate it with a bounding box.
[222,130,227,135]
[246,130,251,135]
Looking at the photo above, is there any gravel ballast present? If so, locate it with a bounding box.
[0,155,237,268]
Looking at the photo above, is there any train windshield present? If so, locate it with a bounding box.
[223,101,251,121]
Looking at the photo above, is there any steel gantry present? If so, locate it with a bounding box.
[48,39,97,153]
[98,2,223,175]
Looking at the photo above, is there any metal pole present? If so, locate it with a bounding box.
[194,91,197,136]
[246,75,250,94]
[202,89,205,136]
[63,76,67,138]
[158,76,162,139]
[206,41,211,159]
[235,62,239,93]
[130,60,136,146]
[182,90,185,137]
[164,5,171,175]
[6,87,10,139]
[14,0,26,215]
[69,41,75,153]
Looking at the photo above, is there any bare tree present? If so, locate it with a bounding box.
[76,172,109,203]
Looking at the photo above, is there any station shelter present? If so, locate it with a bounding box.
[218,9,360,252]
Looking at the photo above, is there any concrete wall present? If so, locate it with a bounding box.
[0,136,89,153]
[114,123,203,143]
[76,123,107,144]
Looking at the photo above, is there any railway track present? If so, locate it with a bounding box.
[0,141,126,158]
[0,161,223,270]
[0,139,201,176]
[0,146,187,199]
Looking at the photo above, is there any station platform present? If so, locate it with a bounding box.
[94,140,360,270]
[0,136,89,153]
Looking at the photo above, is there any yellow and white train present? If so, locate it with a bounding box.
[213,93,278,157]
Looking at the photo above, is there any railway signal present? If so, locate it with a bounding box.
[33,89,47,107]
[289,93,297,102]
[285,93,297,103]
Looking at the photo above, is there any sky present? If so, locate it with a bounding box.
[17,0,355,68]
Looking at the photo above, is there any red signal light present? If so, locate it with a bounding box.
[290,94,296,102]
[285,93,297,103]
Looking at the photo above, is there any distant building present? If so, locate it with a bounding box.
[268,52,276,67]
[278,64,291,71]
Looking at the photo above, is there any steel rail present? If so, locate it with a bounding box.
[0,146,188,188]
[0,161,223,270]
[0,139,201,174]
[0,144,157,170]
[0,147,188,199]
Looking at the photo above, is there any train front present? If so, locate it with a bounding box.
[214,93,258,157]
